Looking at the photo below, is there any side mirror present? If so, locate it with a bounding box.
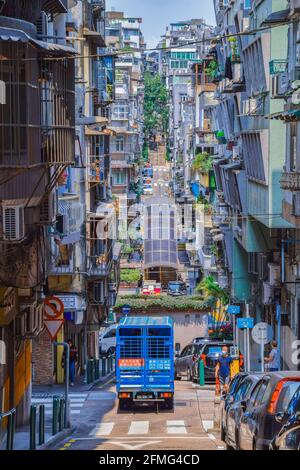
[175,353,180,358]
[275,412,285,424]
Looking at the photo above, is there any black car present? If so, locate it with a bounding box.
[167,281,187,296]
[239,371,300,450]
[220,372,249,442]
[270,383,300,450]
[224,373,262,449]
[175,341,204,381]
[193,341,238,382]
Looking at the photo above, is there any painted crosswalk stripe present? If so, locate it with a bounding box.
[89,422,114,436]
[128,421,149,435]
[167,420,187,434]
[202,420,214,432]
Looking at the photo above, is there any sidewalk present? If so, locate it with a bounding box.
[7,371,115,451]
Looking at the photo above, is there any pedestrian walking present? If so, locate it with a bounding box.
[265,340,280,372]
[62,339,78,386]
[215,346,233,394]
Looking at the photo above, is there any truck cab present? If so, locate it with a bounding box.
[116,316,174,410]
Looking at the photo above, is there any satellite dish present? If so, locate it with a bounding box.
[291,80,300,90]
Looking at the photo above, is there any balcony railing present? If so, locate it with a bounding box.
[280,172,300,191]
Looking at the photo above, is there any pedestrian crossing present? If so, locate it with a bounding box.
[89,420,202,437]
[31,393,89,416]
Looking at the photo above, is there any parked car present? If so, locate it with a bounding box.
[175,341,205,381]
[193,341,243,383]
[220,372,250,441]
[99,324,117,355]
[167,281,187,296]
[141,281,162,295]
[239,371,300,450]
[224,373,262,449]
[270,383,300,450]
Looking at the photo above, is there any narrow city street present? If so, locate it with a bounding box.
[50,379,224,451]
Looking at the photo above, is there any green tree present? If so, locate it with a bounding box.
[144,72,169,139]
[192,152,213,173]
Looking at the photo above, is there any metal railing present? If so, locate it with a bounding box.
[0,408,16,450]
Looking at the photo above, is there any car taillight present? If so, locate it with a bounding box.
[239,354,244,367]
[201,354,206,366]
[267,378,300,414]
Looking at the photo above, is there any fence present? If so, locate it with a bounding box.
[86,354,116,384]
[0,408,16,450]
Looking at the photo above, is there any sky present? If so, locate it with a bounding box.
[106,0,216,49]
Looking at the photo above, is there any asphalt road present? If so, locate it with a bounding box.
[51,379,224,451]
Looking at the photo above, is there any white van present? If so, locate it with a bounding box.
[99,324,117,355]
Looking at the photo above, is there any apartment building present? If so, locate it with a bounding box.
[0,0,76,423]
[210,0,300,369]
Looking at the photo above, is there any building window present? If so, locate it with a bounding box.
[242,132,266,183]
[112,171,126,185]
[116,136,124,152]
[289,122,297,172]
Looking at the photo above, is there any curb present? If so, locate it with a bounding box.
[37,426,76,450]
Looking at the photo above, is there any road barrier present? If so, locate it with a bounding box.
[87,355,115,383]
[30,405,37,450]
[0,408,16,450]
[199,360,205,386]
[38,405,45,446]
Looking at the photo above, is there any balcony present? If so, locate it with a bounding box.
[198,248,216,272]
[280,172,300,191]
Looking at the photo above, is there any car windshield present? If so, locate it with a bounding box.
[169,283,182,290]
[287,385,300,416]
[208,347,222,354]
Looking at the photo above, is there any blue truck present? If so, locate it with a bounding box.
[116,316,174,410]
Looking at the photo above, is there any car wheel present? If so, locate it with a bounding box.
[225,441,234,450]
[174,369,181,380]
[235,428,240,450]
[187,367,192,381]
[252,438,257,451]
[220,424,226,442]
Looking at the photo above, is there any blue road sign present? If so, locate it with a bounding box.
[122,305,131,316]
[227,305,241,315]
[237,317,254,329]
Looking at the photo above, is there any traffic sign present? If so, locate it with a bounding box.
[122,305,131,316]
[227,305,241,315]
[44,296,64,320]
[251,322,273,345]
[44,320,64,340]
[44,296,64,340]
[237,317,254,329]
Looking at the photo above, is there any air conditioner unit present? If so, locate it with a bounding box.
[2,205,25,241]
[268,263,280,286]
[40,194,55,224]
[263,282,273,305]
[233,63,243,84]
[271,73,289,98]
[249,98,258,114]
[24,305,43,337]
[232,145,241,160]
[242,99,250,115]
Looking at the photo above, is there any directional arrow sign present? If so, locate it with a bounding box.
[44,319,64,340]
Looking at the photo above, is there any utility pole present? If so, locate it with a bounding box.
[245,303,251,372]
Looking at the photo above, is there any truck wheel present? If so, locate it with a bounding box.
[118,398,132,412]
[165,398,174,410]
[187,368,192,381]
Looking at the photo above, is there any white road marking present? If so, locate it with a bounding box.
[128,421,149,435]
[108,440,161,450]
[89,422,114,436]
[167,420,187,434]
[202,420,214,432]
[208,433,216,440]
